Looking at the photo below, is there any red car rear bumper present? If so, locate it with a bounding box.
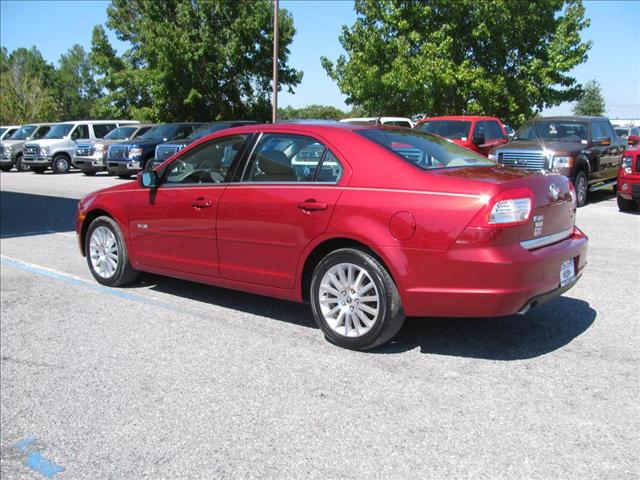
[381,227,588,318]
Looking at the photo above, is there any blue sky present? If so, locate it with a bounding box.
[1,0,638,119]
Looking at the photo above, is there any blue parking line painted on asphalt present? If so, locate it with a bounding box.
[1,256,178,312]
[12,437,36,453]
[25,452,65,478]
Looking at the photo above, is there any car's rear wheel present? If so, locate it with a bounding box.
[310,248,405,350]
[86,216,139,287]
[574,171,588,207]
[617,194,637,212]
[52,154,71,174]
[31,167,46,174]
[15,154,29,172]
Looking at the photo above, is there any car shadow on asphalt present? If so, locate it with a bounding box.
[0,191,78,239]
[134,273,595,360]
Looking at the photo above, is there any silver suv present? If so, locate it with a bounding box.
[73,124,155,176]
[0,123,55,172]
[22,120,139,174]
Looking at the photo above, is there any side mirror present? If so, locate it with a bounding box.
[628,134,639,146]
[140,170,158,189]
[472,132,485,145]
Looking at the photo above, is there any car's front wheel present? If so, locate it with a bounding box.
[52,154,71,174]
[574,171,588,207]
[15,154,29,172]
[617,194,637,212]
[86,216,139,287]
[310,248,405,350]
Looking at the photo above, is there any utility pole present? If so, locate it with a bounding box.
[272,0,279,123]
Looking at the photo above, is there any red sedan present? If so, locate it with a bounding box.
[76,122,588,350]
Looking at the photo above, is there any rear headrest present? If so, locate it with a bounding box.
[258,150,291,175]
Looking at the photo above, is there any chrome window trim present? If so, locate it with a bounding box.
[520,227,574,250]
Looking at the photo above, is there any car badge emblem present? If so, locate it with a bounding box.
[549,183,560,201]
[517,159,527,165]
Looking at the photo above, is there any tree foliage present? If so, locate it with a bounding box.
[278,104,347,120]
[321,0,591,126]
[0,47,59,124]
[572,79,604,116]
[53,45,101,121]
[91,0,303,122]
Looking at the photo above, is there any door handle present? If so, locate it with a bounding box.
[192,197,213,209]
[297,199,328,212]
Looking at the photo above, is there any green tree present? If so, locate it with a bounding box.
[54,45,101,120]
[91,0,303,122]
[321,0,591,126]
[0,47,59,124]
[278,104,347,120]
[572,79,605,116]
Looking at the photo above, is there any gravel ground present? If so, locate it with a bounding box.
[1,170,638,479]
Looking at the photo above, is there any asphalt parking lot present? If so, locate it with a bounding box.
[1,170,638,479]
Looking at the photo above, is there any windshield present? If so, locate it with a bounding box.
[188,123,230,140]
[515,120,588,142]
[105,126,137,140]
[10,125,37,140]
[140,124,178,141]
[415,120,472,139]
[358,128,495,170]
[45,124,74,139]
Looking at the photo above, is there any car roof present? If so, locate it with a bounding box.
[207,122,408,137]
[418,115,501,122]
[530,116,610,122]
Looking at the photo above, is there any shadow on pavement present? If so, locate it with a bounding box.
[135,273,595,360]
[0,191,78,239]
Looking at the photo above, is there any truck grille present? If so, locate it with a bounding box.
[499,151,547,171]
[23,144,38,156]
[155,145,181,162]
[76,144,93,157]
[108,145,127,160]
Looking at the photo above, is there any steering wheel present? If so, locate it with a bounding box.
[171,160,187,173]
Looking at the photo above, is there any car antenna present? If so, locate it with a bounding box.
[376,116,383,127]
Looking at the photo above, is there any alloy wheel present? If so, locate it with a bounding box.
[89,226,119,279]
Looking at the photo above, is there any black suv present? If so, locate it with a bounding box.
[107,123,202,178]
[489,116,626,206]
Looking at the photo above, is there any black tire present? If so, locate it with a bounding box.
[52,154,71,174]
[117,174,131,179]
[617,194,637,212]
[574,171,588,207]
[310,247,405,351]
[0,165,11,172]
[144,157,155,171]
[15,154,29,172]
[82,170,97,176]
[85,216,139,287]
[31,167,47,174]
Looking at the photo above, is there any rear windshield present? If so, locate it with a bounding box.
[415,120,472,139]
[10,125,37,140]
[358,129,495,170]
[45,124,73,139]
[105,126,137,140]
[515,120,588,142]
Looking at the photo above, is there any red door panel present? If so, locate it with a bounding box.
[128,186,224,277]
[217,185,342,288]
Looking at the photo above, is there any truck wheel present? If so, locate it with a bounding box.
[144,158,155,171]
[0,165,11,172]
[15,154,29,172]
[86,216,139,287]
[310,247,405,351]
[574,171,588,207]
[52,154,71,174]
[617,194,637,212]
[32,167,47,174]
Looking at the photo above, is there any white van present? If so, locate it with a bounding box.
[339,117,415,128]
[22,120,139,174]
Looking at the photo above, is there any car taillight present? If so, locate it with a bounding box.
[568,181,577,209]
[470,188,533,227]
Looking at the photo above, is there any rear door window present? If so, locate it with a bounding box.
[33,126,51,139]
[93,124,118,138]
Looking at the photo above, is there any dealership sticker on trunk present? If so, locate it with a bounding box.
[560,259,576,287]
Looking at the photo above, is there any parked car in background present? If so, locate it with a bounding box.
[76,122,586,350]
[22,120,139,174]
[0,125,19,142]
[488,116,625,207]
[614,125,640,145]
[340,117,415,128]
[73,124,155,176]
[0,123,54,171]
[414,116,507,156]
[503,124,515,139]
[152,121,257,167]
[617,145,640,211]
[107,123,202,178]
